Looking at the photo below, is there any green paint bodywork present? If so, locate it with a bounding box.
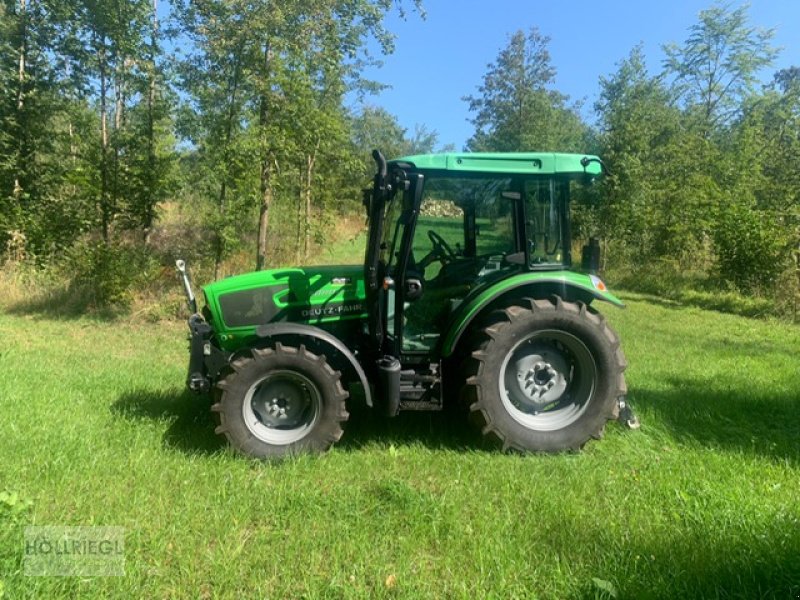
[202,265,367,351]
[391,152,603,176]
[201,261,620,357]
[440,270,623,357]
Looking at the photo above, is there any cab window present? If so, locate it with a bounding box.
[524,178,568,266]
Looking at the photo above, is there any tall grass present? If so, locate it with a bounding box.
[605,259,799,322]
[0,212,367,320]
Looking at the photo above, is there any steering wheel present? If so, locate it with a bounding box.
[427,230,457,260]
[417,230,457,270]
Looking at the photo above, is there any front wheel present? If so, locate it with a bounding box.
[462,297,626,452]
[213,343,349,459]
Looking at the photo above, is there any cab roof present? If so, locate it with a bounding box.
[389,152,603,176]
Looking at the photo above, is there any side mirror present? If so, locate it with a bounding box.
[581,238,600,274]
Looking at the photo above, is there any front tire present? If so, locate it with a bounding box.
[213,343,349,459]
[462,297,626,452]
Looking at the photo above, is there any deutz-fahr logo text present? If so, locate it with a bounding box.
[301,303,364,318]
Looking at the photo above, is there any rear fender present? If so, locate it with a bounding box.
[441,272,624,358]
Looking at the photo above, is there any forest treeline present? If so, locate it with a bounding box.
[0,1,798,316]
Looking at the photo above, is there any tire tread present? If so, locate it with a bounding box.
[461,296,627,453]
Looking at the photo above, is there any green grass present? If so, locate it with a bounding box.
[1,295,799,599]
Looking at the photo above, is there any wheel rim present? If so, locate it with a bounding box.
[242,370,321,445]
[499,329,597,432]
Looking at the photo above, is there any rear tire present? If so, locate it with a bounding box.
[462,297,626,452]
[213,343,349,459]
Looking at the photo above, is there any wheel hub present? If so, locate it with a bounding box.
[264,396,289,419]
[511,346,569,409]
[498,329,598,433]
[243,370,321,445]
[252,380,310,428]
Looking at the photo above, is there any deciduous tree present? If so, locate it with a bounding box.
[464,28,586,153]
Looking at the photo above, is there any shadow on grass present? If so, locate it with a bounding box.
[110,376,799,462]
[574,527,800,600]
[111,386,477,455]
[111,388,226,455]
[614,528,800,599]
[631,377,800,464]
[337,401,477,453]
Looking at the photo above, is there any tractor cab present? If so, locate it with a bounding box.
[364,151,605,360]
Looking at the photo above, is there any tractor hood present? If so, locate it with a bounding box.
[202,265,367,350]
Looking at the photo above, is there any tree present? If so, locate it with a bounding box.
[759,68,800,215]
[714,66,800,293]
[0,0,96,258]
[350,106,410,163]
[406,123,439,155]
[176,0,254,278]
[594,45,683,262]
[660,4,789,284]
[176,0,421,273]
[664,2,777,136]
[464,27,586,153]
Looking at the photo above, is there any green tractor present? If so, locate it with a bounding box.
[177,150,637,459]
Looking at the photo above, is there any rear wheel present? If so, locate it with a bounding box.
[462,297,626,452]
[213,343,349,459]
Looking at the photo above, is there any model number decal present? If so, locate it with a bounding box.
[300,303,364,318]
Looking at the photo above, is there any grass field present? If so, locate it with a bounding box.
[1,294,799,598]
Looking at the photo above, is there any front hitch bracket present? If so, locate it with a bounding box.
[187,314,212,393]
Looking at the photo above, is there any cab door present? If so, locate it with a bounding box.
[400,175,521,355]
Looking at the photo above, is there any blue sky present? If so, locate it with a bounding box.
[352,0,800,150]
